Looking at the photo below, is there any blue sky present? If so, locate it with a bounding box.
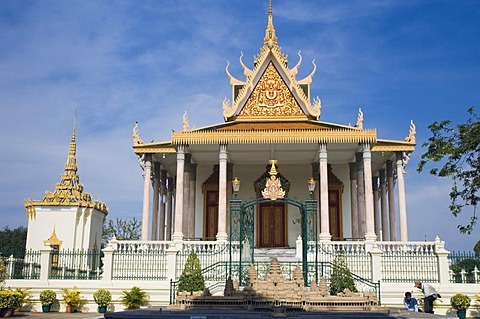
[0,0,479,251]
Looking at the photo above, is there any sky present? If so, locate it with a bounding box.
[0,0,479,252]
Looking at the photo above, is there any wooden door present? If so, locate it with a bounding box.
[204,190,218,240]
[328,189,342,239]
[258,202,286,247]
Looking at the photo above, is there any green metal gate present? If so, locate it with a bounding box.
[229,196,318,286]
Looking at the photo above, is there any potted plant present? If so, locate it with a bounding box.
[120,286,148,310]
[61,287,84,313]
[14,288,30,312]
[39,289,56,313]
[450,293,471,319]
[93,288,111,313]
[0,289,22,317]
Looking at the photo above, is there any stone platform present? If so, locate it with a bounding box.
[103,307,457,319]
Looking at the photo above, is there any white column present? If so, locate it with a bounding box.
[173,145,185,241]
[141,154,152,241]
[349,162,358,238]
[372,176,380,237]
[319,144,331,241]
[396,152,408,241]
[159,170,167,240]
[379,169,388,241]
[386,160,397,241]
[216,144,228,241]
[363,144,376,240]
[151,163,160,240]
[166,177,174,241]
[355,152,365,237]
[188,164,197,238]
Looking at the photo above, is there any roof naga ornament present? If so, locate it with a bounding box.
[405,120,416,143]
[133,121,144,145]
[356,108,364,130]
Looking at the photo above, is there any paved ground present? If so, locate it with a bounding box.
[12,308,459,319]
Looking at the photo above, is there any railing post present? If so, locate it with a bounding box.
[474,266,479,283]
[295,236,303,259]
[369,241,383,282]
[101,243,115,283]
[434,236,450,284]
[39,246,52,282]
[167,245,179,281]
[7,255,15,279]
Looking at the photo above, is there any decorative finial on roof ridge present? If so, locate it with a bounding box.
[264,0,277,48]
[65,116,78,175]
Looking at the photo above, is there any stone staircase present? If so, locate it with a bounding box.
[253,247,299,263]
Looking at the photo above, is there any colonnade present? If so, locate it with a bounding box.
[139,143,409,242]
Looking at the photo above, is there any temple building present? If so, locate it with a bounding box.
[24,119,108,252]
[132,0,416,246]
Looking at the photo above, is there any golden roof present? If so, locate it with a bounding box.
[25,119,108,219]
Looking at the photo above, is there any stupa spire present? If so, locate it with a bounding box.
[264,0,277,47]
[64,116,78,176]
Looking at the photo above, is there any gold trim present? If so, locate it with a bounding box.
[43,226,63,248]
[172,129,376,145]
[372,145,415,152]
[133,146,176,154]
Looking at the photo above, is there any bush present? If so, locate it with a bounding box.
[93,288,112,307]
[177,252,205,294]
[0,289,22,309]
[329,251,358,295]
[39,289,57,306]
[120,286,148,309]
[62,286,84,308]
[0,260,7,286]
[450,293,471,311]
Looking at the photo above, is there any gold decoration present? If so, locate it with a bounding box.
[262,160,285,200]
[133,122,144,145]
[405,120,416,143]
[43,226,63,248]
[25,120,108,214]
[172,128,377,145]
[239,62,304,118]
[356,108,364,130]
[264,0,277,48]
[183,111,190,132]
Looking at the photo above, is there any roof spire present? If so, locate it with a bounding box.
[264,0,277,48]
[65,116,78,176]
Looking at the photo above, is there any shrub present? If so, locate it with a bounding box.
[450,293,471,311]
[0,260,6,286]
[0,289,22,309]
[120,286,148,309]
[39,289,57,306]
[177,252,205,294]
[93,288,112,307]
[62,286,84,308]
[329,251,358,295]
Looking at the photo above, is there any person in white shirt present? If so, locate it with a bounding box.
[414,280,440,313]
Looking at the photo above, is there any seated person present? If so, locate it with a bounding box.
[404,291,419,312]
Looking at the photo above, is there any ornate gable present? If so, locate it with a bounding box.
[222,1,320,122]
[238,62,306,120]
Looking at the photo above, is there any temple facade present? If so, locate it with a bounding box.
[133,1,415,246]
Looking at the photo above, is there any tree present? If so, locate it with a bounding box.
[329,251,357,295]
[177,252,205,294]
[0,226,27,258]
[417,107,480,234]
[102,217,141,247]
[474,240,480,257]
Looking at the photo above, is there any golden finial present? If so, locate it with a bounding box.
[64,116,78,175]
[356,108,364,130]
[133,122,144,145]
[183,111,190,132]
[405,120,416,143]
[268,159,278,176]
[264,0,277,48]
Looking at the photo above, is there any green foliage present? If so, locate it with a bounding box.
[177,252,205,294]
[0,289,22,309]
[450,257,480,275]
[329,252,358,295]
[102,217,141,247]
[39,289,57,306]
[0,260,6,286]
[15,288,31,306]
[474,240,480,256]
[450,293,471,311]
[62,286,84,308]
[93,288,111,307]
[0,226,27,258]
[417,107,480,234]
[120,286,148,309]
